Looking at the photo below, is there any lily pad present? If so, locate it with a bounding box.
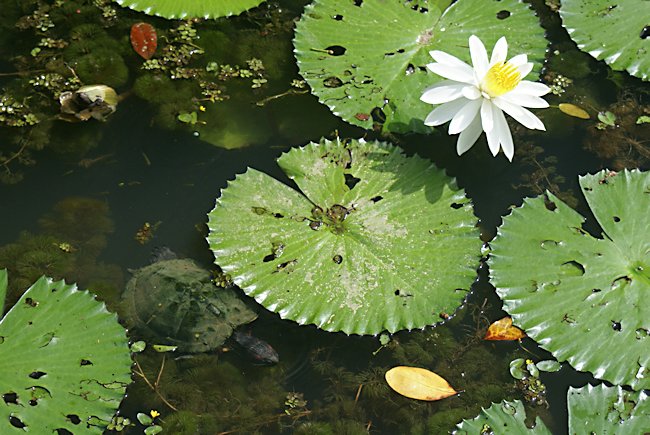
[0,270,131,433]
[454,400,551,434]
[490,169,650,390]
[207,138,481,335]
[568,384,650,433]
[560,0,650,81]
[294,0,546,133]
[113,0,266,19]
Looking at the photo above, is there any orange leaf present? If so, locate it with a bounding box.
[385,366,458,401]
[484,316,526,341]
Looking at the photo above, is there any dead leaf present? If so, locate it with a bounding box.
[484,316,526,341]
[559,103,590,119]
[385,366,458,401]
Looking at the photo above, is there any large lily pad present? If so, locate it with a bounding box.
[490,169,650,390]
[113,0,265,19]
[0,270,131,433]
[294,0,546,133]
[454,400,551,434]
[207,138,481,335]
[568,384,650,433]
[560,0,650,81]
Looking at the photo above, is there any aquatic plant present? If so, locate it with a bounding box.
[559,0,650,81]
[127,354,288,433]
[195,99,274,149]
[307,319,516,434]
[421,34,550,160]
[0,1,124,182]
[72,48,129,88]
[0,197,123,310]
[133,74,191,106]
[207,137,481,335]
[0,270,131,433]
[38,197,114,258]
[584,94,650,170]
[490,169,649,390]
[112,0,267,19]
[508,358,560,407]
[294,0,547,133]
[0,233,76,304]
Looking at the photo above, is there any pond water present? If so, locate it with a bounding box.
[0,0,648,434]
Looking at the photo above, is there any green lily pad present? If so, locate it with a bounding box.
[0,270,131,433]
[568,384,650,433]
[113,0,265,19]
[294,0,546,133]
[490,169,650,390]
[560,0,650,81]
[207,138,481,335]
[454,400,551,434]
[456,385,650,433]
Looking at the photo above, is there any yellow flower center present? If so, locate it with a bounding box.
[481,62,521,97]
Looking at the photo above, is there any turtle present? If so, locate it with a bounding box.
[121,247,259,354]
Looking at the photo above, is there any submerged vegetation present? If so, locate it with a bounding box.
[0,0,648,433]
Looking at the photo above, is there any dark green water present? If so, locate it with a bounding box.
[0,0,648,433]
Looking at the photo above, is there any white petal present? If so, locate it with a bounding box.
[421,81,465,104]
[462,85,481,100]
[494,108,514,161]
[500,92,549,108]
[429,50,471,69]
[427,62,475,84]
[469,35,489,78]
[490,37,508,65]
[423,98,468,126]
[456,115,483,155]
[508,54,528,67]
[514,81,551,97]
[516,62,534,78]
[481,99,494,133]
[485,123,500,156]
[449,99,482,134]
[493,98,546,130]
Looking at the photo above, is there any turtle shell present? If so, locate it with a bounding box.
[122,258,257,353]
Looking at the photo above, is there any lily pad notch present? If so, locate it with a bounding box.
[207,138,482,335]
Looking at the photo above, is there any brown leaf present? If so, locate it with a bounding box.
[484,316,526,341]
[385,366,458,401]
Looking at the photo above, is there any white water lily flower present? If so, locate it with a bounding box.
[421,35,551,161]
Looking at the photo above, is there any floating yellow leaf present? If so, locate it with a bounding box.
[385,366,458,401]
[559,103,590,119]
[484,316,526,341]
